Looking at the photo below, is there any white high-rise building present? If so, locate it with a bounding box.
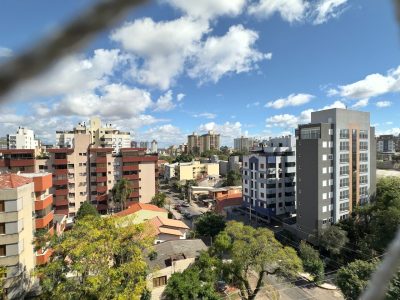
[151,140,158,153]
[7,127,38,149]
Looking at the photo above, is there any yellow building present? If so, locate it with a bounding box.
[167,161,219,181]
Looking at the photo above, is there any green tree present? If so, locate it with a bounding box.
[319,225,349,255]
[36,216,154,299]
[195,212,226,239]
[213,221,302,300]
[112,178,132,211]
[336,259,378,300]
[0,266,6,298]
[173,154,194,163]
[151,192,167,208]
[299,241,324,283]
[164,267,221,300]
[76,201,100,220]
[223,170,242,186]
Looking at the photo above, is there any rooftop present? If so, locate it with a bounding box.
[0,174,33,189]
[149,216,190,230]
[115,203,167,217]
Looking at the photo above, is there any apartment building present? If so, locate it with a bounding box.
[0,174,36,299]
[377,135,397,154]
[242,136,296,222]
[234,136,256,153]
[151,140,158,153]
[0,137,8,149]
[164,161,219,181]
[296,108,376,242]
[7,127,39,150]
[56,117,130,153]
[187,131,220,155]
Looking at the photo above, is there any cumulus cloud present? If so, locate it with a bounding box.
[329,65,400,100]
[177,93,185,102]
[0,47,12,58]
[111,17,209,90]
[248,0,349,24]
[265,93,314,109]
[376,101,392,108]
[198,121,243,143]
[154,90,176,112]
[162,0,247,20]
[189,25,271,84]
[193,112,217,119]
[352,99,369,109]
[140,124,185,145]
[246,101,260,108]
[322,100,346,109]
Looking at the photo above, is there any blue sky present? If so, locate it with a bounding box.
[0,0,399,147]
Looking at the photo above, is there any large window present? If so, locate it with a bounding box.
[340,202,349,212]
[360,175,368,185]
[360,164,368,173]
[0,245,5,256]
[360,186,368,196]
[340,190,349,200]
[360,153,368,162]
[340,178,349,188]
[0,201,4,212]
[359,130,368,139]
[360,141,368,151]
[340,166,349,176]
[153,276,167,288]
[340,154,349,163]
[0,223,4,234]
[340,141,349,151]
[300,127,320,139]
[340,129,349,139]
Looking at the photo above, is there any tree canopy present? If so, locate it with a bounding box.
[223,170,242,187]
[173,154,194,163]
[150,192,167,208]
[299,241,324,283]
[112,178,132,211]
[319,225,349,255]
[36,216,154,299]
[194,212,226,238]
[76,202,100,220]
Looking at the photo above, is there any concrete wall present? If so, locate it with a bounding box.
[139,162,156,203]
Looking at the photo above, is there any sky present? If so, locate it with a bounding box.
[0,0,399,147]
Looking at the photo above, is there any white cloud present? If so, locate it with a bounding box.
[265,93,314,109]
[162,0,247,20]
[376,101,392,108]
[111,17,209,90]
[322,100,346,109]
[377,128,400,136]
[246,101,260,108]
[177,93,185,102]
[154,90,176,112]
[198,121,243,145]
[189,25,271,84]
[0,113,24,125]
[0,47,12,58]
[352,98,369,109]
[193,112,217,119]
[248,0,309,23]
[313,0,349,25]
[329,66,400,100]
[141,124,185,145]
[248,0,349,24]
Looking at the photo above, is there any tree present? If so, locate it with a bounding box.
[195,212,226,239]
[112,178,132,211]
[173,154,194,163]
[213,221,302,300]
[299,241,324,283]
[151,192,167,208]
[36,216,154,299]
[0,266,6,298]
[164,266,221,300]
[224,170,242,186]
[336,259,378,300]
[319,225,349,255]
[76,202,100,220]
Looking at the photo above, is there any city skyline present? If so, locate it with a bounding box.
[0,0,399,148]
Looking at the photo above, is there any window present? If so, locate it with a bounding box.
[328,154,333,160]
[360,164,368,173]
[340,202,349,212]
[260,164,265,169]
[244,162,248,167]
[340,129,349,139]
[328,129,333,135]
[322,180,327,187]
[329,179,334,186]
[329,167,333,173]
[340,154,349,163]
[322,154,327,161]
[360,142,368,151]
[322,206,327,213]
[340,178,349,188]
[323,193,327,200]
[0,245,5,256]
[301,127,320,139]
[259,173,265,179]
[360,186,368,196]
[322,219,327,225]
[359,130,368,139]
[260,193,265,198]
[153,276,167,287]
[322,167,327,174]
[340,141,349,151]
[0,223,4,234]
[360,153,368,162]
[0,201,4,212]
[340,190,349,200]
[340,166,349,176]
[360,175,368,185]
[322,141,327,148]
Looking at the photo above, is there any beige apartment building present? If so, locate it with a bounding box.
[56,116,131,153]
[187,131,220,155]
[164,161,219,181]
[0,174,36,300]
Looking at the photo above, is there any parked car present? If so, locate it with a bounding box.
[181,202,190,207]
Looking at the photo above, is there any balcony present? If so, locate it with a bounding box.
[35,195,53,211]
[96,156,107,163]
[54,158,68,165]
[97,186,108,193]
[54,208,69,215]
[36,248,54,265]
[0,160,5,167]
[32,174,52,191]
[122,156,157,163]
[123,174,139,181]
[55,189,68,196]
[96,194,108,202]
[122,165,139,171]
[36,211,54,229]
[54,169,68,175]
[96,176,107,183]
[96,167,107,173]
[9,159,35,167]
[53,179,68,186]
[130,191,140,198]
[55,198,68,206]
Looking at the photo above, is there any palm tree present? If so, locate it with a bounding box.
[111,178,132,211]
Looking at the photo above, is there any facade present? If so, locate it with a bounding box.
[146,239,207,300]
[0,137,8,149]
[149,216,189,244]
[242,136,296,222]
[234,136,255,152]
[187,131,220,155]
[139,141,149,150]
[296,108,376,242]
[164,161,219,181]
[151,140,158,153]
[0,174,36,300]
[56,117,130,153]
[377,135,396,154]
[7,127,39,150]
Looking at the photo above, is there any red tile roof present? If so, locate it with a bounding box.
[215,193,243,213]
[115,203,167,217]
[149,216,189,230]
[0,174,33,189]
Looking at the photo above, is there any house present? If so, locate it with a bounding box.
[146,239,208,300]
[215,193,243,216]
[115,203,168,224]
[149,216,190,244]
